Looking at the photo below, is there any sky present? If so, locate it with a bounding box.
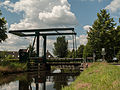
[0,0,120,54]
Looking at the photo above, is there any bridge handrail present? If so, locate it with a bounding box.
[47,58,83,62]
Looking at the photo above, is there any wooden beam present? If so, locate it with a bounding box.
[9,28,74,33]
[19,33,76,37]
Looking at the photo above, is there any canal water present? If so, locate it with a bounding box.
[0,69,80,90]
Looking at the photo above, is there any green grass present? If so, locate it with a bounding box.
[62,62,120,90]
[8,62,27,70]
[0,60,27,74]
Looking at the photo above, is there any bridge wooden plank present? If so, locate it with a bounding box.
[46,62,81,65]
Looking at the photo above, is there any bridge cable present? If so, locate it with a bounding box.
[29,36,36,57]
[75,34,78,58]
[72,34,75,59]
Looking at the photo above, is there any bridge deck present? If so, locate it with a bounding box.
[28,57,82,70]
[30,57,83,63]
[46,62,81,66]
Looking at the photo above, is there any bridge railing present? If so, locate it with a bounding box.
[46,58,83,62]
[29,57,84,63]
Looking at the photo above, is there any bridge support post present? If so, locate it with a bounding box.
[36,32,39,57]
[43,35,47,63]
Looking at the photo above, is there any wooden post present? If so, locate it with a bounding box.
[43,82,46,90]
[36,32,39,57]
[43,35,47,63]
[36,83,39,90]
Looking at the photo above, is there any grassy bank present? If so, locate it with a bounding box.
[0,61,27,75]
[63,62,120,90]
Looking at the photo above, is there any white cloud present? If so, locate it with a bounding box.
[0,33,30,51]
[77,35,87,45]
[0,0,88,53]
[0,0,79,52]
[67,35,87,50]
[1,0,77,29]
[105,0,120,13]
[83,25,92,32]
[39,5,77,26]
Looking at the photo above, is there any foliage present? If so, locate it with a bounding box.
[53,36,68,58]
[107,25,120,60]
[8,62,27,70]
[76,45,85,58]
[87,9,116,60]
[116,50,120,61]
[114,25,120,57]
[0,61,27,72]
[0,51,6,59]
[67,50,72,58]
[83,43,93,59]
[5,55,15,59]
[0,60,10,66]
[0,10,7,43]
[67,49,77,58]
[63,62,120,90]
[67,45,85,58]
[0,51,16,60]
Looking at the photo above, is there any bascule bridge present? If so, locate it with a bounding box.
[9,28,83,71]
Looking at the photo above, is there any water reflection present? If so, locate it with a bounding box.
[0,69,80,90]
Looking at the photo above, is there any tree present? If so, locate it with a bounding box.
[0,10,7,43]
[76,45,85,58]
[87,9,116,60]
[67,50,72,58]
[0,51,6,59]
[67,49,77,58]
[83,43,93,59]
[114,26,120,61]
[53,36,68,58]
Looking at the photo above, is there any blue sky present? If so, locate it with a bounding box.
[0,0,120,52]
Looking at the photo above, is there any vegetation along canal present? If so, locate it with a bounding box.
[0,69,80,90]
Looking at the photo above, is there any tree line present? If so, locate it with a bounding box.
[53,9,120,62]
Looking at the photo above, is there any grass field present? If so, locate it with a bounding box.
[0,60,27,74]
[62,62,120,90]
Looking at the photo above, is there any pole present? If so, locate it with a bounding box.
[36,32,39,57]
[43,35,47,63]
[36,83,39,90]
[43,82,46,90]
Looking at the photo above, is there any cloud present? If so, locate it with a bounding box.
[77,35,87,45]
[0,0,78,52]
[0,33,30,51]
[67,35,87,50]
[39,5,77,26]
[1,0,78,29]
[105,0,120,13]
[0,0,88,53]
[83,25,92,32]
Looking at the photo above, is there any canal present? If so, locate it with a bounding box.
[0,69,80,90]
